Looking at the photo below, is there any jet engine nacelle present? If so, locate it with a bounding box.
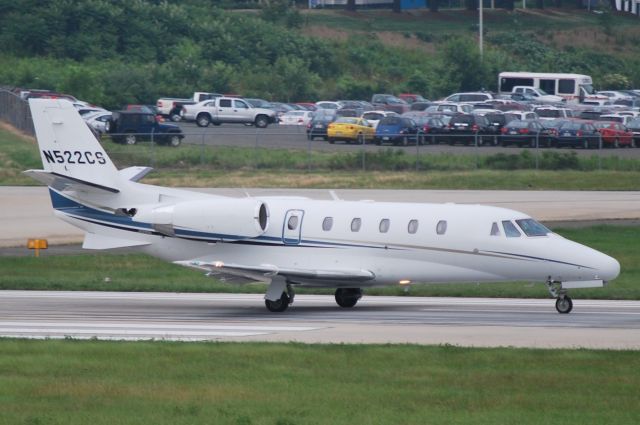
[134,198,269,241]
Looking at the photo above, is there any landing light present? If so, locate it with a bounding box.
[399,279,411,285]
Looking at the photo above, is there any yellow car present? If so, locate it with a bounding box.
[326,117,375,144]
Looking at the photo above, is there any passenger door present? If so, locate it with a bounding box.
[232,99,253,122]
[282,210,304,245]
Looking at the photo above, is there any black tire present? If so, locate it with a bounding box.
[196,114,211,127]
[555,296,573,314]
[335,288,362,308]
[328,138,335,144]
[255,115,269,128]
[124,134,137,145]
[168,135,182,147]
[265,292,290,313]
[374,139,381,146]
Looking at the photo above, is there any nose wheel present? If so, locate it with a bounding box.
[547,280,573,314]
[555,296,573,314]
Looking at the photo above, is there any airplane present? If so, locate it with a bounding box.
[25,98,620,314]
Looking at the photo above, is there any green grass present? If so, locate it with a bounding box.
[1,225,637,300]
[0,339,639,425]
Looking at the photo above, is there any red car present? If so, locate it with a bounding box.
[592,121,634,148]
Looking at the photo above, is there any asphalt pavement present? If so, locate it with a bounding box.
[1,291,638,349]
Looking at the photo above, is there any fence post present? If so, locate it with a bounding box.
[415,133,420,171]
[307,132,312,173]
[535,132,539,171]
[598,133,602,171]
[474,132,479,169]
[150,130,156,169]
[200,132,204,167]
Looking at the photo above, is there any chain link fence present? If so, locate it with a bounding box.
[0,89,34,136]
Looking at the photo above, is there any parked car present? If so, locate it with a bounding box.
[555,121,600,149]
[361,110,398,129]
[315,101,343,110]
[398,93,429,104]
[245,98,273,109]
[279,110,314,126]
[182,97,277,128]
[306,110,337,141]
[446,114,494,145]
[410,101,433,111]
[592,121,634,148]
[534,107,574,120]
[500,120,553,147]
[374,116,421,146]
[83,111,113,135]
[443,92,494,103]
[107,111,184,146]
[425,103,474,114]
[370,94,410,114]
[405,114,449,144]
[474,111,508,145]
[626,117,640,147]
[326,117,375,144]
[511,86,565,104]
[503,110,538,122]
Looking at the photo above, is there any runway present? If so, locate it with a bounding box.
[1,291,639,349]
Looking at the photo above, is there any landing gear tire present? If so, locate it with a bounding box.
[265,292,291,312]
[555,296,573,314]
[335,288,362,308]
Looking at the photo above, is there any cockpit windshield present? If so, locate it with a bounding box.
[516,219,551,237]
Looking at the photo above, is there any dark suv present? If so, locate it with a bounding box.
[446,114,494,145]
[107,111,184,146]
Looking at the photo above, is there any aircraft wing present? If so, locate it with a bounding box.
[174,260,376,285]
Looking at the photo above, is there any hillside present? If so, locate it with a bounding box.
[0,1,638,108]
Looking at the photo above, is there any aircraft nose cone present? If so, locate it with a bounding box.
[597,253,620,282]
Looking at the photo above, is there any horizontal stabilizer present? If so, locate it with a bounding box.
[119,166,153,182]
[24,170,119,194]
[175,260,375,284]
[83,232,150,250]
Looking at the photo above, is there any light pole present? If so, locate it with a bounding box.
[479,0,483,60]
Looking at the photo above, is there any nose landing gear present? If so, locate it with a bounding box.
[547,280,573,314]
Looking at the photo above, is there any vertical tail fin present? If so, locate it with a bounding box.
[28,99,120,192]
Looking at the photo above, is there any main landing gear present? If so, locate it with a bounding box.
[265,282,295,312]
[335,288,362,308]
[547,280,573,314]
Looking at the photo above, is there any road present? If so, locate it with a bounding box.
[2,186,639,247]
[1,291,638,349]
[176,121,640,157]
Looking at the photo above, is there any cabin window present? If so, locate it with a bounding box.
[502,220,521,238]
[407,219,419,234]
[516,219,550,237]
[351,218,362,232]
[379,219,390,233]
[436,220,447,235]
[322,217,333,231]
[287,215,299,231]
[490,222,500,236]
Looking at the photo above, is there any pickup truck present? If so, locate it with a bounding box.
[181,97,277,128]
[512,86,565,104]
[156,92,221,121]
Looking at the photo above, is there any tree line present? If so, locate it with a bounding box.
[0,0,636,109]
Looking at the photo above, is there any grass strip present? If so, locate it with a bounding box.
[0,339,639,425]
[1,225,637,300]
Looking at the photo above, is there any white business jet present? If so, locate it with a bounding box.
[25,99,620,313]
